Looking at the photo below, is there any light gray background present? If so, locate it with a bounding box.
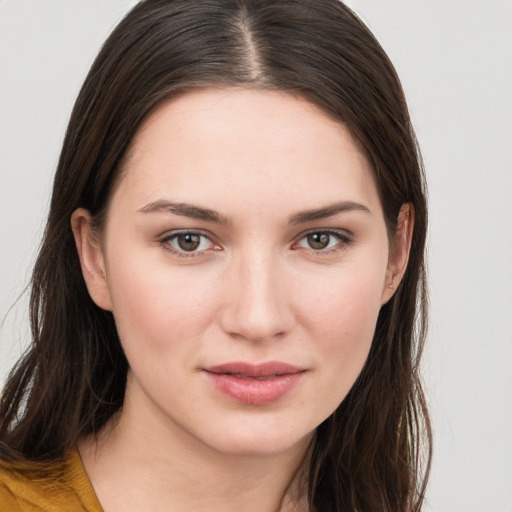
[1,1,511,511]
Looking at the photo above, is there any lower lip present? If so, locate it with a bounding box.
[204,371,303,405]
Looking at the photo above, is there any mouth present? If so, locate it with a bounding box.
[213,373,286,381]
[202,362,305,405]
[206,361,303,377]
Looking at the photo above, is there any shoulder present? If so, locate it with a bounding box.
[0,449,103,512]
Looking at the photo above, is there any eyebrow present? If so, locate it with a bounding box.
[289,201,371,224]
[138,200,230,225]
[138,199,371,225]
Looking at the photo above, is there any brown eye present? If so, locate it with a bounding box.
[307,232,330,250]
[176,233,201,251]
[295,230,352,253]
[162,231,215,255]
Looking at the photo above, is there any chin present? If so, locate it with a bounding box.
[192,415,318,458]
[217,435,312,459]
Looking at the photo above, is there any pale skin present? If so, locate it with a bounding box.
[72,88,414,512]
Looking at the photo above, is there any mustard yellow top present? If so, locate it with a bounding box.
[0,449,103,511]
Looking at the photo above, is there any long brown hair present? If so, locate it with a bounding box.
[0,1,431,510]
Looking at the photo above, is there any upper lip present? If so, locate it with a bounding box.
[204,361,304,378]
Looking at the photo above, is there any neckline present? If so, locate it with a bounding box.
[68,447,104,512]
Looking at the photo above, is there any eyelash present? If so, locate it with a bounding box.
[158,229,353,258]
[293,229,353,255]
[158,230,218,258]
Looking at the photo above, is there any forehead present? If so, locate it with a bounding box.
[115,88,381,218]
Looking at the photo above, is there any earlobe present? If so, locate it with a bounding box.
[381,203,414,304]
[71,208,113,311]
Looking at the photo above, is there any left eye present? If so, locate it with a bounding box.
[163,232,215,253]
[296,231,350,251]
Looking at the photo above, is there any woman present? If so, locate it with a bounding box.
[0,1,431,511]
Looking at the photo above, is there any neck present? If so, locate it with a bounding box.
[78,378,313,512]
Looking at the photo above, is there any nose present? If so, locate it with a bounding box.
[219,248,294,342]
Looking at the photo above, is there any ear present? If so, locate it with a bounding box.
[381,203,414,304]
[71,208,113,311]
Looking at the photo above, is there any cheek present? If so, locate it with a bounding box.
[105,254,219,360]
[299,258,384,336]
[313,296,378,374]
[295,262,385,397]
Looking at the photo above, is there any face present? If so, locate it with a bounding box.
[74,89,407,457]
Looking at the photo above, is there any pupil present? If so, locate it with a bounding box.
[178,234,200,251]
[308,233,329,250]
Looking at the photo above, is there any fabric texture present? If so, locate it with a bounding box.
[0,449,102,511]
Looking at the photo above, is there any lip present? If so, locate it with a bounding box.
[203,361,305,406]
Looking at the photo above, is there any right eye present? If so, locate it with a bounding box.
[160,231,218,257]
